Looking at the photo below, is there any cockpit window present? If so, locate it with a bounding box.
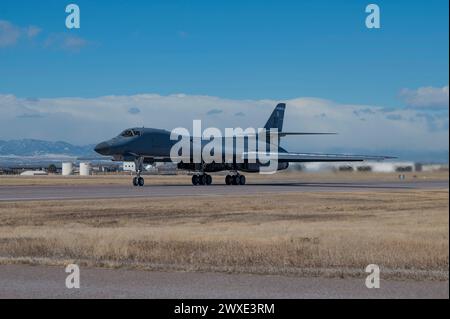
[120,129,141,137]
[121,130,134,137]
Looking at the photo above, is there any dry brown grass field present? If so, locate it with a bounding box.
[0,171,448,280]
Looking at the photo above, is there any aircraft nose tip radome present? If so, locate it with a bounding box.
[94,142,110,155]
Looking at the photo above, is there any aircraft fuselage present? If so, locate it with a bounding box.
[94,127,289,173]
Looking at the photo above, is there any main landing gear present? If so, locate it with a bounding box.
[191,173,246,185]
[132,156,145,187]
[191,172,246,186]
[192,174,212,186]
[225,174,246,185]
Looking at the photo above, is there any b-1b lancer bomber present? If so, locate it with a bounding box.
[94,103,393,186]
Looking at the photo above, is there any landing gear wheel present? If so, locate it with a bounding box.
[192,174,199,186]
[225,175,232,185]
[206,174,212,185]
[232,175,239,185]
[239,175,246,185]
[133,156,145,187]
[199,174,207,185]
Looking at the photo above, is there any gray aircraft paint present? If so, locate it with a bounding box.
[94,103,393,174]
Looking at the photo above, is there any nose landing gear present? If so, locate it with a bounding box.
[133,176,145,187]
[132,156,145,187]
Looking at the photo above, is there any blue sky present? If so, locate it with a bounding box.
[0,1,448,160]
[0,0,448,107]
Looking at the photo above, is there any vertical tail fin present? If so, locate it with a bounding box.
[264,103,286,132]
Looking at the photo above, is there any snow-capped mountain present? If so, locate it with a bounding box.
[0,139,96,157]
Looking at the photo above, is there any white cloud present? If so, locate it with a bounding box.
[0,93,448,154]
[177,31,189,38]
[44,33,89,52]
[0,20,42,48]
[62,35,88,50]
[0,20,87,51]
[26,26,42,38]
[400,85,449,109]
[0,20,21,47]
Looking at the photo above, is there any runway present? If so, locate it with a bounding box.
[0,264,447,299]
[0,180,447,201]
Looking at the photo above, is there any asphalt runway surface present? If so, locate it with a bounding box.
[0,264,447,299]
[0,180,448,201]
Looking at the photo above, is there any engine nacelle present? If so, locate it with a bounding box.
[238,161,289,173]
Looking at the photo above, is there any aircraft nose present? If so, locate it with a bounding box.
[94,142,110,155]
